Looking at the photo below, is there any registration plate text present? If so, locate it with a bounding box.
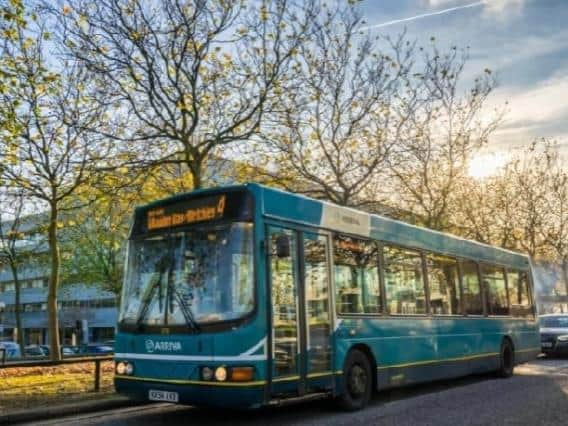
[149,390,179,402]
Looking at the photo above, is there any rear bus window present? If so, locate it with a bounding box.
[461,261,483,315]
[481,264,509,316]
[383,246,426,315]
[334,235,381,314]
[426,254,461,315]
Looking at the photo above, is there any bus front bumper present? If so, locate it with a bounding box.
[114,376,266,409]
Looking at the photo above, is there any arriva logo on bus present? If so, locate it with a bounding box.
[145,339,182,353]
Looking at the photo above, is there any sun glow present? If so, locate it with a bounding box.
[467,151,509,180]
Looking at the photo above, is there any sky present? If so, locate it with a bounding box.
[358,0,568,167]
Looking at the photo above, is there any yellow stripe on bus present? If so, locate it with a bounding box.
[377,347,540,370]
[116,375,266,387]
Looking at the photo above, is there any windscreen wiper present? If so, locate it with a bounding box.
[165,272,201,333]
[136,260,167,327]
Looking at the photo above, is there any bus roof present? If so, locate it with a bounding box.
[136,183,530,270]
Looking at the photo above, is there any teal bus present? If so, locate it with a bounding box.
[114,184,539,410]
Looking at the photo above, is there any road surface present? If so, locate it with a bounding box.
[26,358,568,426]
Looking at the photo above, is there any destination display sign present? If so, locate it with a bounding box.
[132,190,253,235]
[147,194,226,231]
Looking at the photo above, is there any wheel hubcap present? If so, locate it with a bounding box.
[348,364,367,397]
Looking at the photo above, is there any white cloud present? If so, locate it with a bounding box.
[488,74,568,148]
[482,0,525,16]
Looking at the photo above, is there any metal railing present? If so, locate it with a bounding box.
[0,353,114,392]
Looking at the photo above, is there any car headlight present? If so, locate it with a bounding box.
[125,362,134,375]
[214,366,227,382]
[557,335,568,342]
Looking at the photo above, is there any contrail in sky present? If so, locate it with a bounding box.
[359,1,487,31]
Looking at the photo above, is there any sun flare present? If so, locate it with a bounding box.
[467,152,509,180]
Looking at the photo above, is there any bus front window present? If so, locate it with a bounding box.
[119,222,254,328]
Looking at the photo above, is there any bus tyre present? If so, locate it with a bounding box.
[337,350,372,411]
[497,339,515,378]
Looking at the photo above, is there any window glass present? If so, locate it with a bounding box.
[269,228,299,377]
[426,254,461,315]
[383,246,426,314]
[303,233,332,373]
[482,264,509,315]
[334,235,381,314]
[461,260,483,315]
[507,270,533,318]
[119,223,254,326]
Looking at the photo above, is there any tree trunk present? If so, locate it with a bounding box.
[188,157,204,190]
[562,260,568,297]
[9,262,25,356]
[47,203,62,361]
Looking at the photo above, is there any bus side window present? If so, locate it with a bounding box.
[507,270,533,319]
[461,260,483,315]
[425,253,461,315]
[383,245,426,315]
[333,235,381,314]
[481,264,509,316]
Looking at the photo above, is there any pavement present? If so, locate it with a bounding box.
[6,358,568,425]
[0,395,146,425]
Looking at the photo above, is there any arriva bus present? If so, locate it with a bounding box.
[114,184,539,410]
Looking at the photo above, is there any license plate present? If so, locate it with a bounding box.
[542,342,553,348]
[149,390,179,402]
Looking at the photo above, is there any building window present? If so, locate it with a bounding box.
[383,246,426,315]
[461,260,483,315]
[481,264,509,316]
[31,279,45,289]
[98,299,116,308]
[426,253,461,315]
[334,235,381,314]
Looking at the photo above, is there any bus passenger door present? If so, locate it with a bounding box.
[267,226,334,398]
[301,231,334,392]
[268,226,303,396]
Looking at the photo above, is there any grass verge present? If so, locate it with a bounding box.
[0,361,115,414]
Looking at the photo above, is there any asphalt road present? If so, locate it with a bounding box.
[26,358,568,426]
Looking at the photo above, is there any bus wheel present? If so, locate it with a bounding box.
[336,349,372,411]
[497,339,515,378]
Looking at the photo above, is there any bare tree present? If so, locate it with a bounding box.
[252,4,414,207]
[0,13,113,359]
[388,43,503,231]
[55,0,318,189]
[454,140,568,296]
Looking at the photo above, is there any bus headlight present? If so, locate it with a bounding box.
[201,366,214,381]
[214,366,227,382]
[116,362,127,375]
[116,361,134,375]
[557,335,568,342]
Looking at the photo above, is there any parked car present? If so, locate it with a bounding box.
[24,345,48,357]
[77,343,114,355]
[0,341,22,360]
[61,345,79,356]
[540,314,568,356]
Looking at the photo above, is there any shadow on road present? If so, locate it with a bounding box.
[130,372,496,425]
